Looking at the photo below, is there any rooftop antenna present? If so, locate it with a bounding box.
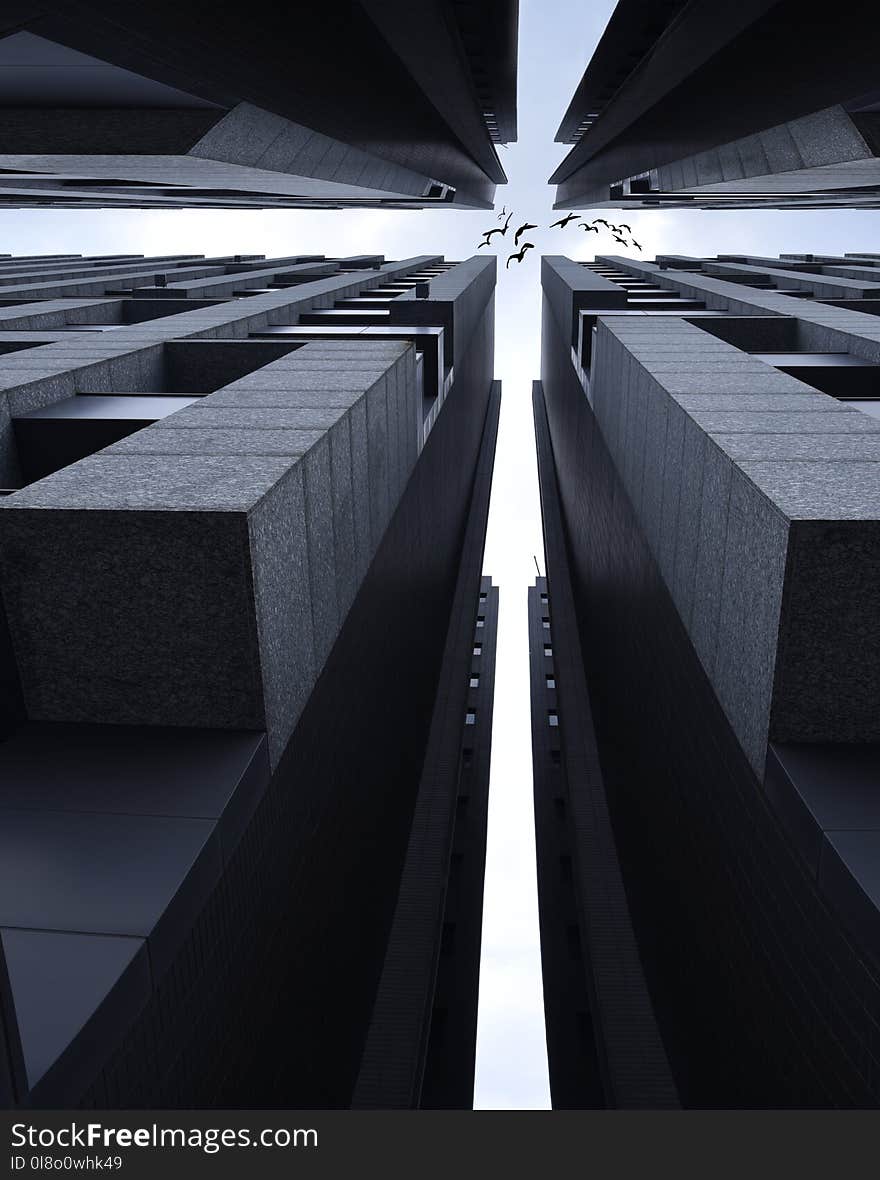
[533,554,543,577]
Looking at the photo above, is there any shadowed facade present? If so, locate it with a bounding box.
[0,1,517,210]
[534,250,880,1106]
[551,0,880,210]
[0,251,499,1109]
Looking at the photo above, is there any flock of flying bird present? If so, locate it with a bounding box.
[479,206,641,267]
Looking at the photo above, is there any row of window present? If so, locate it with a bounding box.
[542,591,558,733]
[468,597,488,723]
[441,583,490,989]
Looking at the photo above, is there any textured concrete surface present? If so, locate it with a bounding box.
[578,260,880,770]
[551,3,880,210]
[0,2,517,212]
[0,329,421,767]
[0,248,500,1111]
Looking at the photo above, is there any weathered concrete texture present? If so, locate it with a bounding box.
[773,521,880,743]
[0,258,436,485]
[0,339,420,767]
[391,256,496,372]
[103,427,324,456]
[189,103,437,201]
[542,256,629,349]
[653,107,878,199]
[0,507,264,728]
[247,464,315,763]
[551,0,880,212]
[589,309,880,770]
[0,0,516,212]
[0,243,500,1111]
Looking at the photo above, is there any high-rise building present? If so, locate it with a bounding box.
[0,2,518,209]
[0,251,500,1109]
[528,573,677,1109]
[550,0,880,210]
[534,251,880,1106]
[355,575,499,1110]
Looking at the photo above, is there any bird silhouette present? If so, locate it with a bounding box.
[631,239,642,251]
[498,204,508,220]
[506,242,534,267]
[580,222,599,233]
[612,235,628,246]
[592,218,611,228]
[617,223,632,233]
[549,212,580,229]
[477,212,512,248]
[514,221,538,246]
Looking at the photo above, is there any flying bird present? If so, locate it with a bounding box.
[617,223,632,233]
[591,218,611,227]
[498,204,508,220]
[477,212,512,248]
[506,242,534,267]
[580,222,599,233]
[514,221,538,246]
[549,212,580,229]
[631,239,642,251]
[612,235,628,246]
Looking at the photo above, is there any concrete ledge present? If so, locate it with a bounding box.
[590,313,880,770]
[0,342,420,765]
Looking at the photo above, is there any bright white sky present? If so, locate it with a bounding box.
[2,0,878,1111]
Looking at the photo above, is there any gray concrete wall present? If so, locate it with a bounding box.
[0,256,441,484]
[0,340,419,767]
[543,256,880,770]
[0,254,485,769]
[583,302,880,770]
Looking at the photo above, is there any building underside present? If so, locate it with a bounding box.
[0,1,517,210]
[550,0,880,210]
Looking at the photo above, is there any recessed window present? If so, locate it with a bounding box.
[476,618,485,628]
[544,646,552,657]
[548,711,559,727]
[479,592,487,602]
[462,749,473,768]
[469,675,479,688]
[542,620,550,630]
[550,750,561,767]
[546,676,556,689]
[540,593,548,603]
[474,644,482,657]
[465,711,476,726]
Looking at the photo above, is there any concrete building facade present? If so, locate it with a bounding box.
[551,0,880,210]
[0,250,500,1109]
[0,2,517,210]
[534,250,880,1105]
